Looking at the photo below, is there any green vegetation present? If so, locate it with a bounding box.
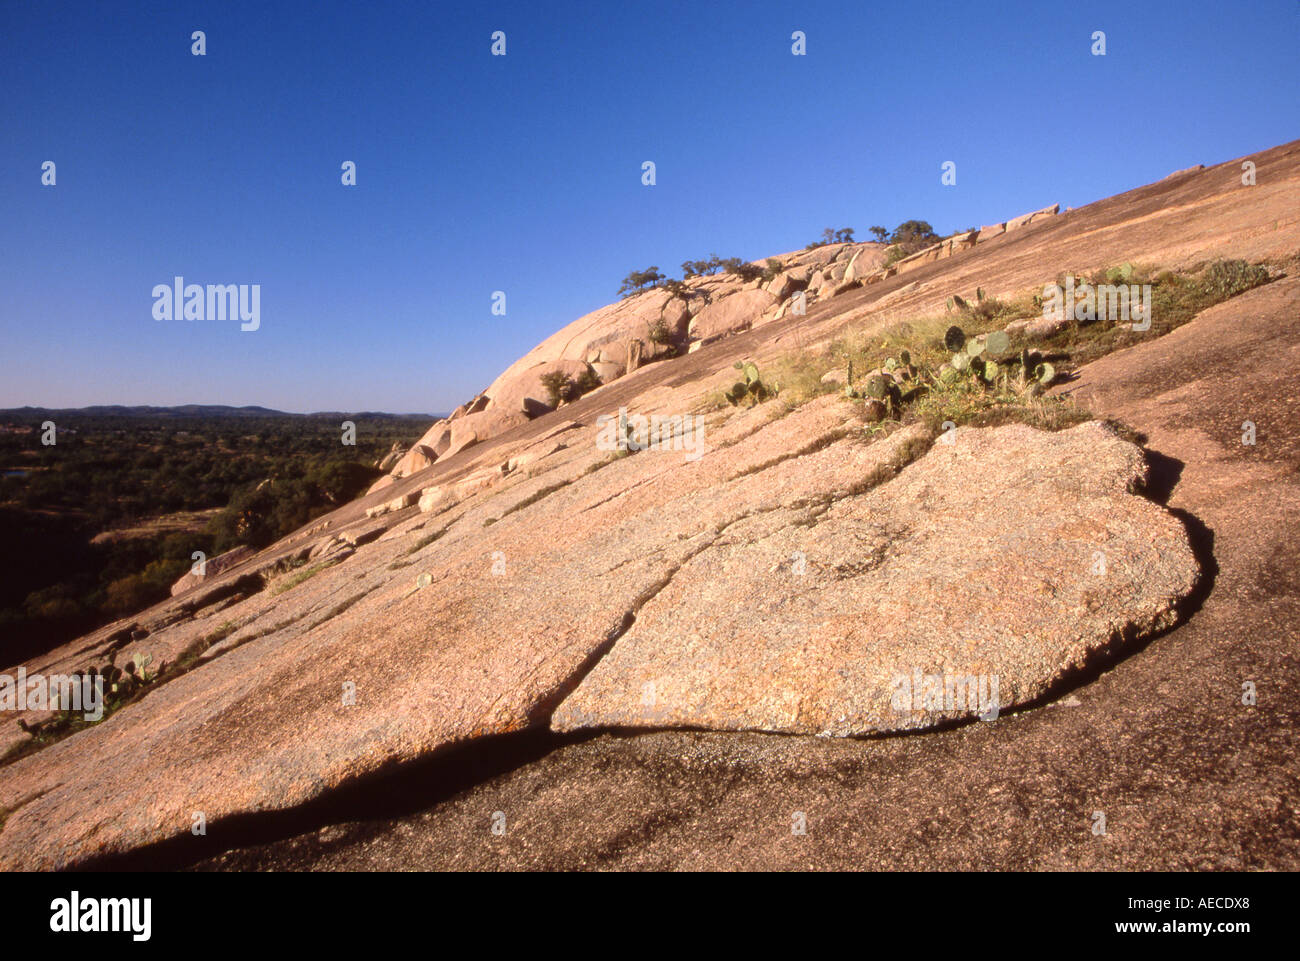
[404,527,447,556]
[539,367,602,408]
[880,219,944,267]
[271,559,339,596]
[647,317,675,346]
[498,479,571,518]
[618,266,667,297]
[724,361,776,407]
[705,258,1277,438]
[0,409,426,665]
[1201,258,1271,299]
[805,228,856,249]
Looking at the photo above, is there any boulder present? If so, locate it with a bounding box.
[553,422,1198,737]
[1005,203,1060,232]
[791,243,846,268]
[688,289,777,343]
[486,359,596,417]
[591,361,625,384]
[785,264,812,286]
[376,443,406,472]
[483,287,683,399]
[389,443,437,479]
[444,408,531,458]
[1017,316,1071,340]
[843,246,884,282]
[169,545,255,596]
[948,230,978,253]
[766,272,797,300]
[365,490,419,519]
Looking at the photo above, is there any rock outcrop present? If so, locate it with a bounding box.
[168,545,255,596]
[3,139,1298,871]
[553,422,1197,735]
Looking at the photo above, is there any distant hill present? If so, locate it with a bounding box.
[0,405,442,420]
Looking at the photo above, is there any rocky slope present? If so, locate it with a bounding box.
[2,140,1297,871]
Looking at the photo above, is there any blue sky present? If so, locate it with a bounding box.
[2,0,1296,414]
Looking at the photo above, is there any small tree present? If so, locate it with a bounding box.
[539,371,574,408]
[808,228,855,249]
[869,226,888,242]
[889,220,940,251]
[617,266,666,298]
[722,257,765,282]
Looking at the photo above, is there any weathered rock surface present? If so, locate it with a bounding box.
[443,408,530,458]
[554,422,1198,736]
[2,139,1298,871]
[1005,203,1060,232]
[169,545,255,596]
[688,288,778,343]
[389,443,437,479]
[486,359,595,418]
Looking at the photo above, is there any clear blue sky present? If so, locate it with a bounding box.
[2,0,1296,413]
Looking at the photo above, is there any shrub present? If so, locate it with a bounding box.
[723,258,765,283]
[1201,259,1270,299]
[539,371,575,407]
[618,267,666,298]
[806,227,855,249]
[888,220,940,253]
[647,318,674,345]
[683,254,727,277]
[572,366,601,396]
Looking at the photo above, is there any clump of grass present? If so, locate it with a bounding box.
[759,349,838,406]
[583,449,631,475]
[1034,259,1275,367]
[499,479,571,518]
[272,559,338,595]
[404,528,446,556]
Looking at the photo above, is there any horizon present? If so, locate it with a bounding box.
[2,0,1298,413]
[0,403,441,418]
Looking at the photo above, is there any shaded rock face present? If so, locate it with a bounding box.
[689,288,778,343]
[389,443,437,479]
[169,545,255,596]
[553,422,1199,736]
[486,359,595,418]
[444,408,530,458]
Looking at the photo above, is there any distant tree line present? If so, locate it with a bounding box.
[0,412,425,664]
